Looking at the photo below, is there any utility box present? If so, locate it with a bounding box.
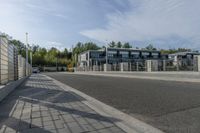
[0,37,9,84]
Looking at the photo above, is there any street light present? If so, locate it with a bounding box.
[105,40,108,72]
[25,33,28,76]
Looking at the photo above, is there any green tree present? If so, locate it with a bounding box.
[10,39,26,58]
[108,41,116,48]
[117,41,122,48]
[123,42,132,48]
[146,44,157,50]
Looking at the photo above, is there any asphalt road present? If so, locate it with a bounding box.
[44,72,200,133]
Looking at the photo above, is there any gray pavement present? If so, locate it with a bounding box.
[0,74,125,133]
[75,71,200,83]
[44,72,200,133]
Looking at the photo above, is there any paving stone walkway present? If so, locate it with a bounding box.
[0,74,125,133]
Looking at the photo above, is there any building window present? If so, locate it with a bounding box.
[131,52,140,58]
[152,53,159,58]
[119,51,129,58]
[91,53,100,58]
[142,52,150,58]
[108,51,117,58]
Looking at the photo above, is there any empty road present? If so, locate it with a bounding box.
[44,72,200,133]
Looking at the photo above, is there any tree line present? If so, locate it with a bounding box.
[1,33,195,69]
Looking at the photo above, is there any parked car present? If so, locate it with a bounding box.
[32,68,40,73]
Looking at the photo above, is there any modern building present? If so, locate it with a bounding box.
[77,47,200,72]
[168,52,200,70]
[78,48,164,69]
[169,52,200,61]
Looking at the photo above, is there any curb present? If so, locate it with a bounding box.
[44,74,164,133]
[0,76,29,102]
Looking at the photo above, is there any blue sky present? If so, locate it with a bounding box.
[0,0,200,50]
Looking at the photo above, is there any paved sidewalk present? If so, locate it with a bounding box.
[0,74,125,133]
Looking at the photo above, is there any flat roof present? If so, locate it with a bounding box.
[169,52,200,56]
[79,47,160,55]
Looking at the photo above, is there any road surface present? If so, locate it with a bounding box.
[44,72,200,133]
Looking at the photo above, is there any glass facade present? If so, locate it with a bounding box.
[79,48,162,68]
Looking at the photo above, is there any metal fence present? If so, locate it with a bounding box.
[76,58,200,72]
[0,37,32,85]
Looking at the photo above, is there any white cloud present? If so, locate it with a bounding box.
[80,0,200,49]
[42,41,67,51]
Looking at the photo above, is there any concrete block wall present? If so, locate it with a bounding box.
[0,37,32,103]
[18,55,22,79]
[14,45,18,80]
[0,37,9,84]
[8,44,14,82]
[22,57,26,77]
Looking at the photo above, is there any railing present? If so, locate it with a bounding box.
[0,37,32,85]
[76,57,200,72]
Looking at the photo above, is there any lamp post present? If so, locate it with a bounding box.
[106,46,108,71]
[25,33,28,76]
[105,40,108,72]
[30,46,32,68]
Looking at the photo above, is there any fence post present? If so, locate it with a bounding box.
[136,62,139,71]
[104,64,111,72]
[120,63,123,72]
[163,60,166,71]
[176,61,179,71]
[146,60,152,72]
[151,60,158,71]
[194,55,200,72]
[197,56,200,72]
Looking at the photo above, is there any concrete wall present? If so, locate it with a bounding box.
[18,55,25,79]
[0,37,9,84]
[8,44,14,82]
[14,46,18,80]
